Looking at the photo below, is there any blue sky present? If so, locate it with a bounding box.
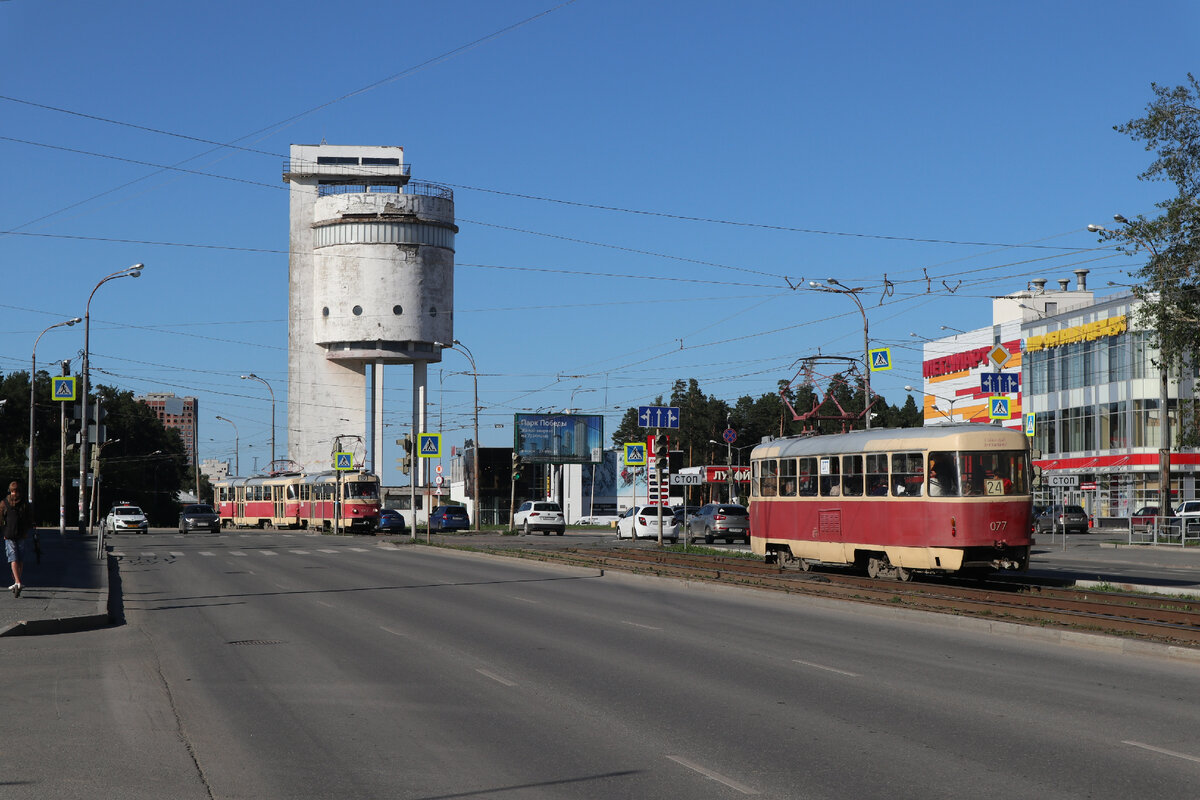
[2,0,1197,480]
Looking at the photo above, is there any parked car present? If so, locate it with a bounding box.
[103,504,149,534]
[1175,500,1200,519]
[616,505,678,542]
[687,503,750,544]
[376,508,407,534]
[1034,504,1089,535]
[1130,505,1172,531]
[428,505,471,532]
[178,503,220,534]
[514,501,565,535]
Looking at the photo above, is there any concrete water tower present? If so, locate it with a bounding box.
[284,144,457,475]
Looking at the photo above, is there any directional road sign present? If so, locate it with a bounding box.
[334,452,353,470]
[52,376,76,401]
[638,405,681,429]
[868,347,893,371]
[624,443,646,466]
[418,433,441,458]
[980,372,1020,394]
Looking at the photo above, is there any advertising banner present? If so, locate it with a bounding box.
[514,413,604,464]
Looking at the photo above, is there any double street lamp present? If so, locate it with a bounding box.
[809,278,872,428]
[240,374,275,473]
[215,415,239,476]
[904,385,963,422]
[78,263,144,534]
[435,340,480,528]
[29,317,81,512]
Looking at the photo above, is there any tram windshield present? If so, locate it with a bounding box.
[929,450,1028,497]
[344,481,379,499]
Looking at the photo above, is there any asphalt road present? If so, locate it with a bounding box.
[3,530,1200,799]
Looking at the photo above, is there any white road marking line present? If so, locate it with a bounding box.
[348,547,369,552]
[229,551,248,557]
[140,552,154,557]
[315,600,334,608]
[1124,741,1200,763]
[111,551,125,557]
[169,551,184,556]
[258,550,278,556]
[318,549,339,554]
[511,596,539,604]
[476,668,517,687]
[665,755,759,795]
[380,626,408,637]
[289,550,311,555]
[792,659,860,677]
[622,620,662,631]
[199,551,215,556]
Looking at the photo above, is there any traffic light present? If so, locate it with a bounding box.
[396,434,414,475]
[654,436,669,468]
[512,452,523,482]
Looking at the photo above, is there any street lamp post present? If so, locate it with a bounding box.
[29,317,81,514]
[809,279,871,428]
[904,385,962,422]
[240,374,275,473]
[215,415,239,476]
[435,340,480,529]
[78,264,144,535]
[88,438,121,535]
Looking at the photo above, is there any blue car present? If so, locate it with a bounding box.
[429,506,471,532]
[376,508,407,534]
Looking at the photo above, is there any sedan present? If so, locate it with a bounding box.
[178,503,220,534]
[428,506,471,532]
[376,508,407,534]
[616,506,678,543]
[103,504,149,534]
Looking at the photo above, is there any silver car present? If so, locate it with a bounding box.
[687,503,750,544]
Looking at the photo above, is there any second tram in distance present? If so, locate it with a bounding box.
[749,424,1032,579]
[213,470,381,532]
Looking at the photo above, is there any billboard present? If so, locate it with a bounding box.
[514,413,604,464]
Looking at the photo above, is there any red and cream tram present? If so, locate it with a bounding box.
[749,425,1032,579]
[214,470,380,532]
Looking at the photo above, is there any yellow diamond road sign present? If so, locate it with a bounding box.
[988,344,1011,368]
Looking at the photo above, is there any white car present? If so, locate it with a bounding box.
[616,505,678,543]
[103,504,149,534]
[514,501,565,535]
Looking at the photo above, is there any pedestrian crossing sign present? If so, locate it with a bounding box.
[418,433,441,458]
[989,397,1011,420]
[1024,412,1035,438]
[334,452,353,470]
[624,443,646,466]
[868,347,892,371]
[52,376,76,401]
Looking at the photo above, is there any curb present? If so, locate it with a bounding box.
[0,549,115,638]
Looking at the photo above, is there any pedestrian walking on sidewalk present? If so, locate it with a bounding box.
[1,480,34,597]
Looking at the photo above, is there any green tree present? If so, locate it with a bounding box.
[1095,74,1200,443]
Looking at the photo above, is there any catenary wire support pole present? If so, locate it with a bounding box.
[808,278,872,429]
[30,317,80,517]
[78,263,144,535]
[240,373,275,473]
[59,360,70,535]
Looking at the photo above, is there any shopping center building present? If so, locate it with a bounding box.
[919,270,1199,518]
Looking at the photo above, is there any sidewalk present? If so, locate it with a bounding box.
[0,529,111,636]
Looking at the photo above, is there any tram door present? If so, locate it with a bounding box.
[274,484,285,524]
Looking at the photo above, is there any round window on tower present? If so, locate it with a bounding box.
[322,307,329,317]
[392,305,403,315]
[352,305,363,316]
[430,306,438,317]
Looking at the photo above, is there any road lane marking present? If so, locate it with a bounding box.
[315,600,334,608]
[511,596,539,604]
[476,668,517,687]
[622,620,662,631]
[348,547,369,552]
[199,551,215,556]
[318,549,339,554]
[792,659,860,678]
[380,626,408,637]
[258,550,278,556]
[665,755,759,795]
[1124,741,1200,763]
[140,551,154,557]
[289,550,311,555]
[169,551,184,557]
[229,551,248,557]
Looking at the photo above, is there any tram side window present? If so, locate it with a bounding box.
[761,459,779,497]
[866,454,888,496]
[891,453,923,497]
[797,457,818,496]
[842,455,864,496]
[819,456,841,496]
[287,484,298,500]
[928,452,960,496]
[778,458,797,497]
[958,451,1026,495]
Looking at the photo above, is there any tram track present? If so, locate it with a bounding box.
[490,545,1200,648]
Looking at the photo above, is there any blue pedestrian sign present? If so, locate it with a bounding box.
[334,452,353,470]
[980,372,1020,395]
[868,347,892,372]
[418,433,441,458]
[1024,412,1035,438]
[624,443,646,466]
[638,406,681,429]
[989,397,1011,420]
[52,376,76,401]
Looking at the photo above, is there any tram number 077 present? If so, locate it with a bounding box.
[990,521,1007,531]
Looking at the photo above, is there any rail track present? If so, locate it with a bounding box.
[490,545,1200,648]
